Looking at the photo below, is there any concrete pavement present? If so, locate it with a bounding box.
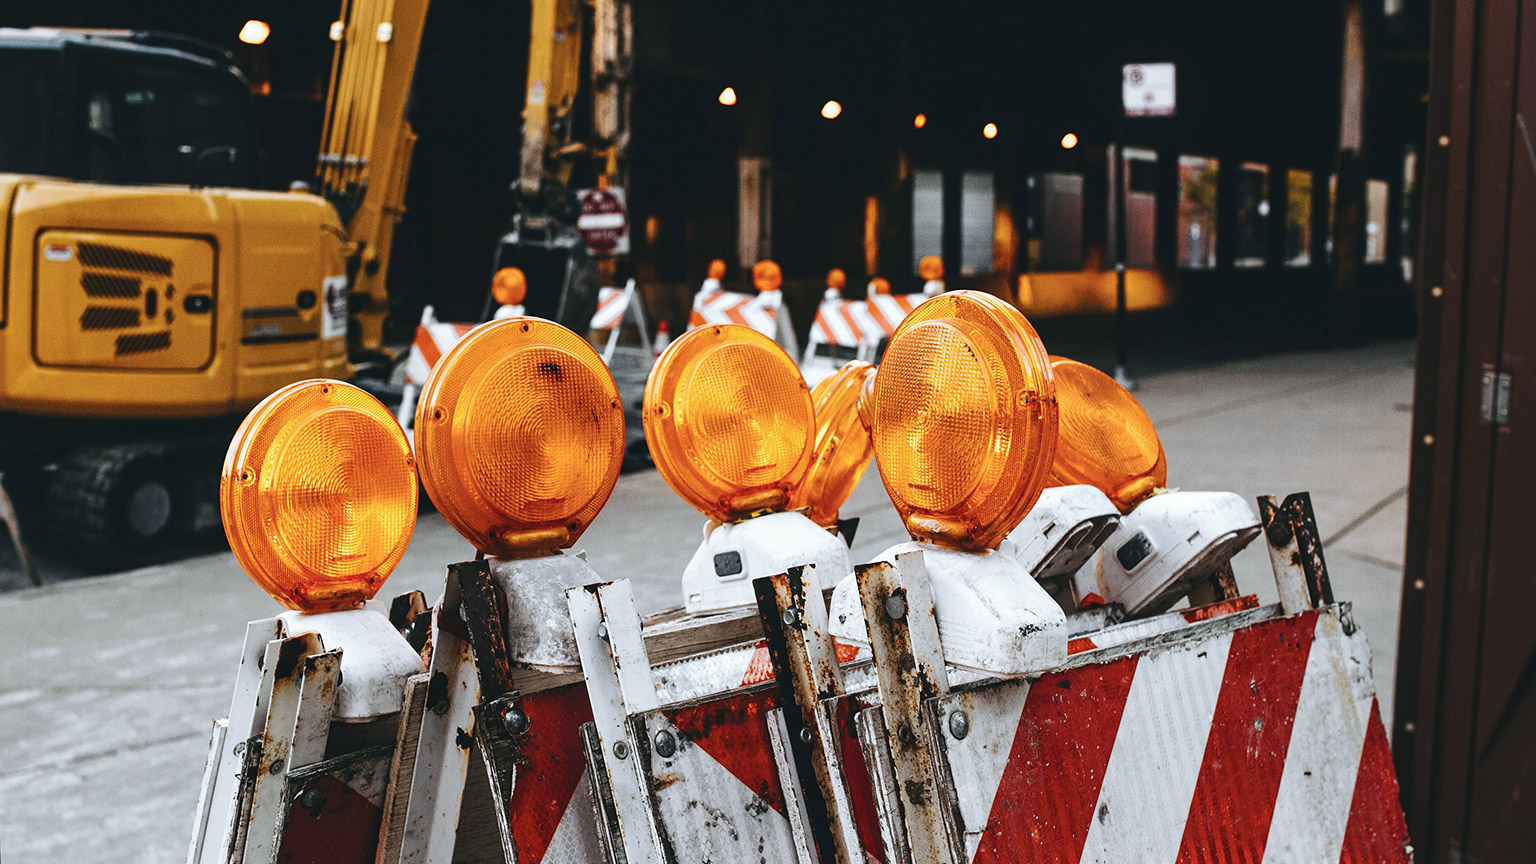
[0,338,1415,863]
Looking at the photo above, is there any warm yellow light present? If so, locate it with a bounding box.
[913,113,928,129]
[491,267,527,307]
[822,100,843,120]
[792,361,877,527]
[239,20,271,45]
[718,86,738,106]
[1048,356,1166,512]
[983,122,999,140]
[1061,132,1079,149]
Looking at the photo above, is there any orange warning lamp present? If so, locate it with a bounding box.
[826,268,847,290]
[791,361,876,527]
[221,380,418,612]
[868,277,892,296]
[753,259,783,293]
[707,259,727,280]
[644,323,814,523]
[870,291,1058,551]
[918,255,944,281]
[414,318,624,558]
[492,267,527,307]
[1048,356,1166,512]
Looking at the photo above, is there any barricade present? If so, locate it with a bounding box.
[688,286,798,358]
[802,294,923,382]
[588,279,654,366]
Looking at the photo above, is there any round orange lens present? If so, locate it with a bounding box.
[708,259,727,280]
[221,380,417,612]
[826,268,848,290]
[644,324,813,522]
[415,318,624,557]
[1048,356,1166,511]
[753,260,783,292]
[868,277,891,296]
[872,290,1058,550]
[492,267,528,307]
[918,255,944,281]
[791,361,876,527]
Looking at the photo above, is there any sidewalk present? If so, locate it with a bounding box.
[0,339,1415,864]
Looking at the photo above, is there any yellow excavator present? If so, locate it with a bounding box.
[0,0,427,561]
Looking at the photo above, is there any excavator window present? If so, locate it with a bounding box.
[0,50,54,176]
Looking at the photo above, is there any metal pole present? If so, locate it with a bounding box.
[1112,129,1135,390]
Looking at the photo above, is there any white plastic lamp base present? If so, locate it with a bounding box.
[277,607,426,721]
[827,540,1067,677]
[681,510,853,614]
[1002,485,1122,580]
[1084,490,1262,617]
[483,551,605,671]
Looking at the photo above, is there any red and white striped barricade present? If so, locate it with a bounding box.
[832,491,1412,864]
[588,279,653,366]
[397,305,478,431]
[688,287,799,359]
[802,294,924,382]
[187,593,434,864]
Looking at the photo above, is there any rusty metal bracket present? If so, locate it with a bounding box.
[1259,492,1335,615]
[470,692,524,862]
[856,551,956,864]
[754,564,862,864]
[853,704,912,864]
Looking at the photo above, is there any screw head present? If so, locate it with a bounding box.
[782,607,801,627]
[799,726,813,745]
[897,724,915,745]
[298,786,325,810]
[613,740,630,760]
[885,593,908,620]
[269,759,285,775]
[948,710,970,740]
[653,730,677,758]
[503,706,530,736]
[596,622,610,642]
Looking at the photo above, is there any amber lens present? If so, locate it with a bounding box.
[415,318,624,557]
[1048,356,1166,511]
[221,379,417,611]
[645,324,813,521]
[492,267,527,306]
[791,361,876,526]
[872,290,1057,550]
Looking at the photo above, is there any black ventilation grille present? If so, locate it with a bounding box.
[81,272,141,299]
[77,242,173,276]
[80,306,140,330]
[116,331,172,355]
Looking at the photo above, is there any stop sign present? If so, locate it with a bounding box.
[576,188,629,256]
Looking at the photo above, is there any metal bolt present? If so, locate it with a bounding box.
[1265,518,1294,548]
[1413,579,1426,591]
[799,727,813,745]
[613,740,630,760]
[948,711,970,740]
[269,759,285,775]
[1438,134,1451,147]
[1423,434,1435,446]
[653,730,677,758]
[298,786,325,810]
[232,741,246,757]
[596,622,610,642]
[1431,286,1444,298]
[885,593,907,620]
[1404,721,1417,733]
[897,724,915,745]
[503,706,530,736]
[1253,717,1265,732]
[782,607,801,627]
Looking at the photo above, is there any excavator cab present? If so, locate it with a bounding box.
[0,29,263,190]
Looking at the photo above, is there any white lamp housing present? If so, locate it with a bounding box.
[277,608,425,721]
[827,541,1067,676]
[681,510,853,614]
[1002,485,1122,580]
[1084,490,1262,616]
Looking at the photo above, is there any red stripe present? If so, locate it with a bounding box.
[1181,595,1260,623]
[838,304,864,342]
[1068,637,1098,654]
[508,683,595,863]
[1174,611,1317,864]
[836,695,887,863]
[738,640,860,688]
[970,654,1139,863]
[1337,699,1412,863]
[414,327,441,369]
[666,688,786,815]
[688,309,706,328]
[725,305,752,327]
[864,299,896,335]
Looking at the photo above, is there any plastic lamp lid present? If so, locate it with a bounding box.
[414,318,624,557]
[871,290,1058,550]
[221,379,418,611]
[1048,355,1167,511]
[644,323,813,522]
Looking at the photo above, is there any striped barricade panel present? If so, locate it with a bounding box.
[404,320,477,386]
[929,605,1411,864]
[493,683,606,864]
[688,288,779,338]
[589,285,631,331]
[862,293,922,338]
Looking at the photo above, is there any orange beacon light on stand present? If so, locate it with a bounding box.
[414,316,625,668]
[645,323,853,613]
[828,291,1068,675]
[220,379,426,718]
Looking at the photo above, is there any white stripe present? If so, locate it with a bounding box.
[577,212,627,229]
[1260,612,1374,864]
[936,681,1032,863]
[1079,631,1232,864]
[848,303,886,344]
[545,765,606,862]
[403,346,433,386]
